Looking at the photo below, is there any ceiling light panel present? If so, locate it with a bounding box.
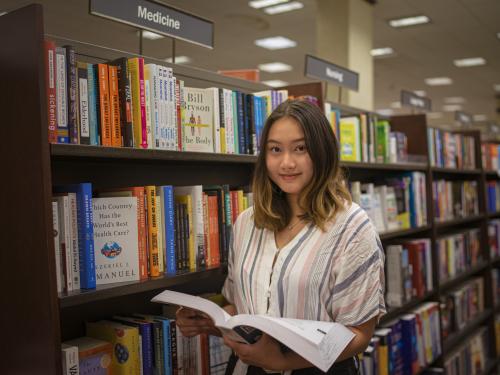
[425,77,453,86]
[444,97,465,104]
[370,47,395,57]
[264,2,303,15]
[389,15,430,28]
[249,0,288,9]
[254,36,297,50]
[494,84,500,92]
[453,57,486,67]
[376,109,394,116]
[414,90,427,97]
[262,80,288,88]
[140,30,164,40]
[427,112,443,119]
[442,104,462,111]
[473,114,487,121]
[164,56,192,64]
[258,62,292,73]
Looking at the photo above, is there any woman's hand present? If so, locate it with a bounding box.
[222,333,287,371]
[175,307,220,337]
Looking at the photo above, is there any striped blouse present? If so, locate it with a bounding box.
[222,202,386,374]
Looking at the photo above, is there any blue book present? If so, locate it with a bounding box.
[86,63,99,145]
[161,185,176,274]
[135,315,172,375]
[54,183,95,289]
[400,314,418,375]
[112,316,154,375]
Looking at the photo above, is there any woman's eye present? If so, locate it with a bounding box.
[295,144,307,152]
[269,146,281,153]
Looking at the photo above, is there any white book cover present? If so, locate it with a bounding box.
[224,88,235,154]
[152,290,355,372]
[55,47,68,132]
[144,77,153,150]
[56,195,73,292]
[207,87,221,153]
[167,68,178,151]
[92,197,140,285]
[182,87,214,152]
[68,193,80,290]
[145,64,160,149]
[61,344,79,375]
[52,200,63,293]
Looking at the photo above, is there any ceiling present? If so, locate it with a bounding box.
[2,0,499,131]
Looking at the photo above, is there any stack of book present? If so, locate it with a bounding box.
[433,180,479,222]
[428,128,476,169]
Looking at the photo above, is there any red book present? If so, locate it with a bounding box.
[138,58,148,149]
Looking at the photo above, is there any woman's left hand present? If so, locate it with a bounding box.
[223,333,286,371]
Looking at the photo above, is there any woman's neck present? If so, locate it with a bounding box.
[286,193,304,218]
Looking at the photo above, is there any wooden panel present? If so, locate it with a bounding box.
[390,114,429,158]
[0,5,61,375]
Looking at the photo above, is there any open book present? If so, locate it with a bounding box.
[151,290,355,372]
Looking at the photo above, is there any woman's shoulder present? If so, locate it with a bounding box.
[234,206,255,228]
[330,202,378,240]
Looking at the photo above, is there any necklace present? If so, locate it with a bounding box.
[287,218,302,231]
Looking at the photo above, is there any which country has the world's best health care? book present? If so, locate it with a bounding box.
[151,290,355,372]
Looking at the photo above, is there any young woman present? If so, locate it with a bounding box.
[176,99,386,374]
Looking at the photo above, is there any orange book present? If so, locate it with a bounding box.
[97,63,112,146]
[108,65,122,147]
[208,194,220,266]
[130,187,148,280]
[145,186,160,276]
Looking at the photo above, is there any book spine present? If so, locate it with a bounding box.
[128,58,142,148]
[108,65,122,147]
[55,47,69,143]
[232,91,239,154]
[68,193,80,290]
[138,58,148,148]
[217,88,224,153]
[164,186,176,274]
[156,194,165,273]
[44,40,57,144]
[144,66,153,149]
[86,64,99,145]
[96,63,112,146]
[236,92,245,154]
[110,58,133,147]
[52,201,63,293]
[77,62,90,145]
[175,80,182,151]
[61,345,79,375]
[132,187,148,280]
[64,45,78,144]
[146,186,160,276]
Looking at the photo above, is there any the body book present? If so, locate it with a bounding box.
[151,290,355,372]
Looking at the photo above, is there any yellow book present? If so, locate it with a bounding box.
[143,65,153,149]
[339,117,361,162]
[127,57,146,148]
[86,320,140,375]
[175,194,196,271]
[243,196,248,211]
[375,329,390,375]
[156,194,165,273]
[146,186,160,277]
[237,190,244,214]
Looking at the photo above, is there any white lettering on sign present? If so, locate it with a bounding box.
[409,96,425,108]
[326,67,343,83]
[138,5,181,30]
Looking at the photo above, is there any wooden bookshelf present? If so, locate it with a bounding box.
[379,225,432,241]
[434,215,485,230]
[431,166,482,175]
[439,261,489,293]
[443,309,492,353]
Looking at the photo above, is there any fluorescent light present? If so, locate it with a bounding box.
[262,80,288,88]
[473,114,487,122]
[376,109,394,116]
[427,112,443,119]
[264,1,303,14]
[442,104,462,112]
[444,97,465,104]
[494,84,500,92]
[0,11,7,16]
[370,47,395,57]
[249,0,288,9]
[453,57,486,67]
[390,101,401,109]
[389,15,430,28]
[425,77,453,86]
[139,30,164,40]
[497,32,500,40]
[255,36,297,50]
[414,90,426,97]
[164,56,192,64]
[258,62,292,73]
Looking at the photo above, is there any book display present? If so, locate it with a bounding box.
[2,4,500,375]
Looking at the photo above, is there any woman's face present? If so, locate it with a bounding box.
[265,116,314,197]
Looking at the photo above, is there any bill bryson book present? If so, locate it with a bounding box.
[92,196,140,285]
[152,290,355,372]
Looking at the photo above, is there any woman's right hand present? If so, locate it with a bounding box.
[175,307,219,337]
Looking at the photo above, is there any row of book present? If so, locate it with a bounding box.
[492,268,500,308]
[61,314,231,375]
[351,172,428,233]
[440,277,484,339]
[427,128,477,170]
[443,326,490,375]
[52,183,251,291]
[481,142,500,172]
[432,180,479,222]
[488,220,500,259]
[486,180,500,213]
[385,239,433,308]
[437,229,482,283]
[44,41,287,154]
[361,302,441,375]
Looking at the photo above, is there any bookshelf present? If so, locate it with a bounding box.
[2,4,499,374]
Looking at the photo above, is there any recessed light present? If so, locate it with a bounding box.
[453,57,486,67]
[262,80,288,88]
[442,104,462,112]
[427,112,443,119]
[425,77,453,86]
[370,47,395,57]
[473,114,487,122]
[138,30,165,40]
[444,97,465,104]
[264,1,303,14]
[164,56,192,64]
[414,90,427,97]
[258,62,292,73]
[494,84,500,92]
[390,101,401,109]
[376,109,394,116]
[249,0,288,9]
[389,15,430,28]
[255,36,297,50]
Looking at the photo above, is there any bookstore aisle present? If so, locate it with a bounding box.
[2,2,500,375]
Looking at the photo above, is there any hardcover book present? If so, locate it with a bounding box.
[181,87,214,152]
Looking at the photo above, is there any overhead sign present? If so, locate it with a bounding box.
[400,90,432,111]
[90,0,214,49]
[455,111,473,125]
[304,55,359,91]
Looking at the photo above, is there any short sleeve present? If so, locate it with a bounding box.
[329,225,386,326]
